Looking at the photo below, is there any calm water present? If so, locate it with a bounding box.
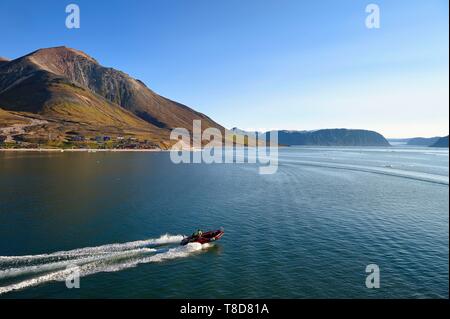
[0,147,448,298]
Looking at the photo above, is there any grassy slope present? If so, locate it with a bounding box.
[0,81,175,148]
[0,48,248,148]
[0,108,31,128]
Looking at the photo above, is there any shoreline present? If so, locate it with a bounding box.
[0,148,168,153]
[0,146,280,152]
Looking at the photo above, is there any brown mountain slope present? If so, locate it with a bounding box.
[4,47,222,131]
[0,108,30,128]
[0,58,165,144]
[0,47,225,148]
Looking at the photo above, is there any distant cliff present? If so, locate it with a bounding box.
[232,128,390,146]
[430,136,449,148]
[275,129,390,146]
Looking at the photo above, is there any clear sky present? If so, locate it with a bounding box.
[0,0,448,138]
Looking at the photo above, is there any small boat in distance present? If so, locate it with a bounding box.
[180,228,224,246]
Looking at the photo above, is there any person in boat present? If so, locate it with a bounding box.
[192,229,203,238]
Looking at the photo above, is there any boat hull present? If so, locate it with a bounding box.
[180,229,224,245]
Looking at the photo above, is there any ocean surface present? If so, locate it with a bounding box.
[0,146,448,298]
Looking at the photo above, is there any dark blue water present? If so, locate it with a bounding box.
[0,147,448,298]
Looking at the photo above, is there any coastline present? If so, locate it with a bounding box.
[0,148,167,152]
[0,146,280,152]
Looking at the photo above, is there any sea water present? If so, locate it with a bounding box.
[0,146,448,298]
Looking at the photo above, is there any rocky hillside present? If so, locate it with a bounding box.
[0,46,224,149]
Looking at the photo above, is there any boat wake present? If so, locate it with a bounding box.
[280,158,449,186]
[0,234,212,295]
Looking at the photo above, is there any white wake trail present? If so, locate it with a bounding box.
[0,234,184,264]
[0,248,156,280]
[0,242,211,295]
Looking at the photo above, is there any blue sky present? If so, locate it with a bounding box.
[0,0,448,137]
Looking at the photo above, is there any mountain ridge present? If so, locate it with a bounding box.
[0,46,224,148]
[231,128,391,146]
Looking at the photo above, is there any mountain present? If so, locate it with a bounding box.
[0,46,223,148]
[406,137,441,146]
[430,136,449,148]
[231,128,390,146]
[275,129,390,146]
